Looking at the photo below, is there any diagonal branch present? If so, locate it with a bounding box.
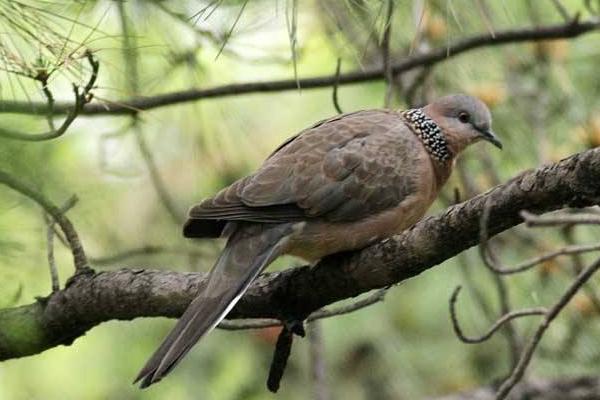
[1,17,599,116]
[0,147,599,361]
[44,195,79,292]
[0,171,88,272]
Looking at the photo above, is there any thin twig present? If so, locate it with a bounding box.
[215,0,249,60]
[3,18,600,116]
[551,0,571,22]
[0,51,98,141]
[155,1,250,60]
[89,245,207,266]
[562,226,600,315]
[331,58,343,114]
[496,256,600,399]
[403,66,432,107]
[586,0,600,15]
[478,201,524,366]
[457,254,495,321]
[530,33,552,163]
[521,210,600,226]
[285,0,299,87]
[309,320,329,400]
[381,0,394,108]
[0,170,88,271]
[40,77,56,131]
[45,213,59,292]
[480,205,600,274]
[491,272,521,369]
[475,0,496,37]
[456,155,480,198]
[50,223,69,249]
[479,200,510,276]
[218,288,387,330]
[309,288,387,320]
[449,286,546,344]
[118,2,183,224]
[479,147,502,186]
[44,195,78,292]
[132,123,183,223]
[485,242,600,275]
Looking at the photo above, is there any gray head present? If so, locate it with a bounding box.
[423,94,502,153]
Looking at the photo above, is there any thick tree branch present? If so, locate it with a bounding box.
[1,18,599,116]
[1,147,600,361]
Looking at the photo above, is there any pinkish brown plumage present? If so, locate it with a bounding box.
[135,94,502,388]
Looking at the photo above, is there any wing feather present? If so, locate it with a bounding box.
[185,109,423,237]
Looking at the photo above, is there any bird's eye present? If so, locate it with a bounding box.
[458,112,470,123]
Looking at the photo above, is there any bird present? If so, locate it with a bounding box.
[135,93,502,388]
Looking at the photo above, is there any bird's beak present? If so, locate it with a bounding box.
[479,129,503,149]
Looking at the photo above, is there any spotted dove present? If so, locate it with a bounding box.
[135,94,502,387]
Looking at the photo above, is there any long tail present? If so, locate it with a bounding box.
[134,223,293,388]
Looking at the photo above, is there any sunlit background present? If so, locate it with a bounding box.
[1,1,600,399]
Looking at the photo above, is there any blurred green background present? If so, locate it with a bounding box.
[1,1,600,399]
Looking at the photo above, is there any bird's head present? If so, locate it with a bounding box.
[423,94,502,155]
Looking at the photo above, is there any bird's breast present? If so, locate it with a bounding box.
[284,192,435,262]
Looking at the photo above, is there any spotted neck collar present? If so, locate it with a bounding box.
[401,108,451,162]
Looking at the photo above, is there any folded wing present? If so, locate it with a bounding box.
[185,109,421,238]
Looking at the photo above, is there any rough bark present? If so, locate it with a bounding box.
[1,147,599,361]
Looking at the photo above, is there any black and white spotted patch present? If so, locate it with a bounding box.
[401,108,451,162]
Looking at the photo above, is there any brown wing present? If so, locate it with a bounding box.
[184,109,422,237]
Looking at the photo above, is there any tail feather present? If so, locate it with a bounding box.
[134,223,292,388]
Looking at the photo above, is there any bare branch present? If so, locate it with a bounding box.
[45,214,59,292]
[332,58,343,114]
[496,256,600,399]
[308,288,387,321]
[482,237,600,275]
[89,245,207,266]
[2,18,600,116]
[561,226,600,315]
[403,66,432,107]
[551,0,571,22]
[117,2,183,223]
[132,122,184,223]
[476,192,522,365]
[449,286,546,344]
[479,203,600,275]
[517,243,600,273]
[585,0,600,15]
[0,170,88,271]
[475,0,496,37]
[0,51,98,141]
[381,0,394,108]
[521,210,600,226]
[491,271,521,368]
[44,195,79,292]
[217,288,387,331]
[309,320,329,400]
